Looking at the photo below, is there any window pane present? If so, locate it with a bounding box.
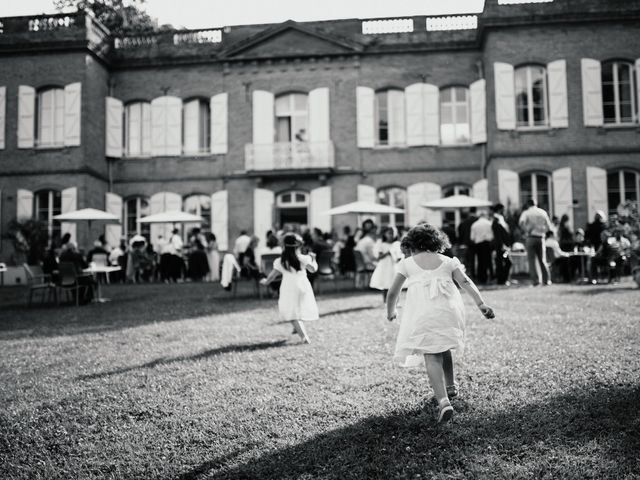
[455,87,467,102]
[276,117,291,142]
[376,91,388,145]
[440,124,455,145]
[199,101,211,151]
[603,103,617,123]
[440,88,452,102]
[293,94,307,111]
[623,171,638,202]
[275,95,289,115]
[282,193,291,203]
[456,124,470,143]
[455,105,468,123]
[441,104,453,124]
[295,193,306,203]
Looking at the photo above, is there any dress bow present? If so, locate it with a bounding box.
[409,276,455,299]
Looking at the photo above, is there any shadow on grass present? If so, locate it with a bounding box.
[562,285,637,295]
[78,340,288,380]
[181,384,640,479]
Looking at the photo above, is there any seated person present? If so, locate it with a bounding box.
[87,240,109,263]
[545,231,571,283]
[59,242,96,304]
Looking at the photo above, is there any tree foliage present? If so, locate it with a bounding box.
[54,0,158,34]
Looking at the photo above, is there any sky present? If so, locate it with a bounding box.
[2,0,486,29]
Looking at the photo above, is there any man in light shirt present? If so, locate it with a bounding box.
[470,211,494,284]
[233,230,252,257]
[519,198,554,286]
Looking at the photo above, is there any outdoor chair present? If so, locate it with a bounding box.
[354,250,375,289]
[315,249,338,294]
[232,255,262,299]
[259,253,281,298]
[57,262,88,306]
[23,263,57,306]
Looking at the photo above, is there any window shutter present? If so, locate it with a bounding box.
[423,84,440,146]
[211,190,228,251]
[309,87,330,142]
[470,79,487,144]
[581,58,603,127]
[0,86,5,149]
[636,59,640,124]
[586,166,608,222]
[253,188,274,249]
[210,92,228,154]
[498,169,520,212]
[16,189,34,221]
[105,97,123,158]
[149,192,165,245]
[18,86,35,148]
[552,167,574,229]
[310,186,332,233]
[64,82,81,146]
[182,99,200,154]
[151,97,167,156]
[357,184,376,203]
[127,103,141,156]
[407,182,442,227]
[405,83,425,146]
[252,90,274,168]
[493,62,516,130]
[165,97,182,156]
[105,192,123,248]
[356,86,375,148]
[141,103,151,155]
[165,192,182,212]
[39,89,54,146]
[61,187,77,240]
[472,178,489,201]
[387,89,406,147]
[547,60,568,128]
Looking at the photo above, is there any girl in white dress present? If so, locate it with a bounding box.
[369,227,403,301]
[386,223,495,424]
[260,233,319,344]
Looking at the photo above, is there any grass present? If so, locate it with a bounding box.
[0,278,639,479]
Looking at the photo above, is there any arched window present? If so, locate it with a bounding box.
[377,187,406,228]
[275,93,308,143]
[183,194,211,237]
[440,87,470,145]
[515,65,548,128]
[183,98,211,154]
[602,61,637,125]
[276,190,309,227]
[36,87,65,147]
[123,196,150,238]
[34,189,62,243]
[124,102,151,156]
[607,169,640,216]
[375,89,405,146]
[520,172,552,214]
[443,184,471,228]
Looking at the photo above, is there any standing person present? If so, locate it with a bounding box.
[557,214,574,252]
[169,228,184,282]
[457,207,478,280]
[206,233,221,282]
[233,229,252,262]
[369,226,401,301]
[355,220,377,268]
[385,223,495,424]
[470,211,494,284]
[260,233,319,344]
[585,211,607,252]
[491,204,512,286]
[338,225,356,277]
[519,199,554,286]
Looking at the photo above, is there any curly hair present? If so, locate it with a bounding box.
[404,222,451,253]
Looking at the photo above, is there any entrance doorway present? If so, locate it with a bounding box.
[276,191,309,230]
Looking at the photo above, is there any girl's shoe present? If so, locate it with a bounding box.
[446,384,459,398]
[437,402,454,424]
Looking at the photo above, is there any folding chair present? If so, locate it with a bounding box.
[57,262,88,306]
[23,264,57,305]
[315,249,338,294]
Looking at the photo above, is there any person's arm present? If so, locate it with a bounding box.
[452,267,495,319]
[260,269,281,286]
[304,254,318,273]
[386,273,407,321]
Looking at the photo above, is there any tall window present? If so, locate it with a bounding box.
[34,190,62,244]
[443,185,470,228]
[375,89,405,146]
[183,194,211,238]
[124,102,151,156]
[275,93,308,142]
[378,187,406,228]
[520,173,552,214]
[602,61,637,125]
[36,88,65,147]
[515,65,548,128]
[440,87,470,145]
[276,190,309,227]
[123,196,150,239]
[183,99,210,154]
[607,169,639,217]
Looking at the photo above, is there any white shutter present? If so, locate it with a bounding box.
[405,83,425,146]
[423,84,440,146]
[309,87,330,142]
[141,102,151,155]
[105,97,123,158]
[498,169,520,212]
[64,82,81,146]
[547,60,568,128]
[493,62,516,130]
[581,58,603,127]
[105,192,123,248]
[165,192,182,212]
[253,188,274,249]
[586,166,608,222]
[356,86,375,148]
[407,182,442,227]
[552,167,574,229]
[310,186,332,233]
[0,86,5,149]
[16,189,34,221]
[182,99,200,154]
[636,59,640,124]
[472,178,489,201]
[149,192,165,245]
[151,97,167,156]
[470,79,487,144]
[18,85,35,148]
[388,89,406,147]
[61,187,77,240]
[252,90,274,145]
[165,97,182,156]
[357,184,376,203]
[210,92,228,154]
[211,190,228,251]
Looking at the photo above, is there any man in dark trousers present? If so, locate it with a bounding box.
[457,207,478,279]
[492,203,512,285]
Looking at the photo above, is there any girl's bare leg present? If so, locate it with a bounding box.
[382,290,388,303]
[442,350,455,388]
[294,320,310,344]
[424,353,448,403]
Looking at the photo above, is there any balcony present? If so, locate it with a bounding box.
[245,141,335,172]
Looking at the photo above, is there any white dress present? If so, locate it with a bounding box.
[394,255,466,367]
[273,255,319,321]
[369,241,402,290]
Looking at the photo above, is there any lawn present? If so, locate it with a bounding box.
[0,279,639,479]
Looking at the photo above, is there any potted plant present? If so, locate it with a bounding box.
[5,219,49,266]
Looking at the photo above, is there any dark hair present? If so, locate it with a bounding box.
[492,203,505,214]
[381,226,395,243]
[525,198,536,208]
[266,233,279,249]
[404,223,451,253]
[280,233,301,271]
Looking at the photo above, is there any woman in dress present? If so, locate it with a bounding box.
[369,226,402,301]
[206,232,220,282]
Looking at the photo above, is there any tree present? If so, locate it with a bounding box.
[54,0,159,34]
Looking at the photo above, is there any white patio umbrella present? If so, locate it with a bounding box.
[53,208,120,223]
[323,201,404,216]
[137,211,204,224]
[421,194,492,210]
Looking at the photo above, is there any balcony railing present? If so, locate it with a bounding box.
[245,141,335,171]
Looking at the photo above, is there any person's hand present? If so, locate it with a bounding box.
[479,303,495,319]
[259,278,268,286]
[387,310,398,322]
